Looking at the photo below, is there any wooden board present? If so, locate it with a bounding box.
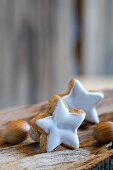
[0,89,113,170]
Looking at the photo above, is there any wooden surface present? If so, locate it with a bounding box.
[0,89,113,170]
[0,0,75,108]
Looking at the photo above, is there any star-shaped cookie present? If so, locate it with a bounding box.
[36,99,85,152]
[62,79,104,124]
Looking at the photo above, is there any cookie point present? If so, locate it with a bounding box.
[48,95,61,114]
[100,92,104,99]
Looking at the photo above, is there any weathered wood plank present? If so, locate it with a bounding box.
[0,101,48,128]
[0,149,90,170]
[0,0,75,108]
[1,147,113,170]
[0,89,113,170]
[0,89,113,128]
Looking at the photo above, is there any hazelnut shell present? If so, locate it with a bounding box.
[94,121,113,144]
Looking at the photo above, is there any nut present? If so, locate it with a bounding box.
[0,120,30,145]
[93,121,113,144]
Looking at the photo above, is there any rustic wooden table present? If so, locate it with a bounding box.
[0,89,113,170]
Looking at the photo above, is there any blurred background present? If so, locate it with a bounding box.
[0,0,113,109]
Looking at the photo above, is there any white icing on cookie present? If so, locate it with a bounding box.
[62,80,104,124]
[36,99,85,152]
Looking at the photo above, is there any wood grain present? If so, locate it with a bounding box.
[0,89,113,170]
[0,0,75,107]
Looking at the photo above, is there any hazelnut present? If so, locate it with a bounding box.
[0,120,30,145]
[94,121,113,144]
